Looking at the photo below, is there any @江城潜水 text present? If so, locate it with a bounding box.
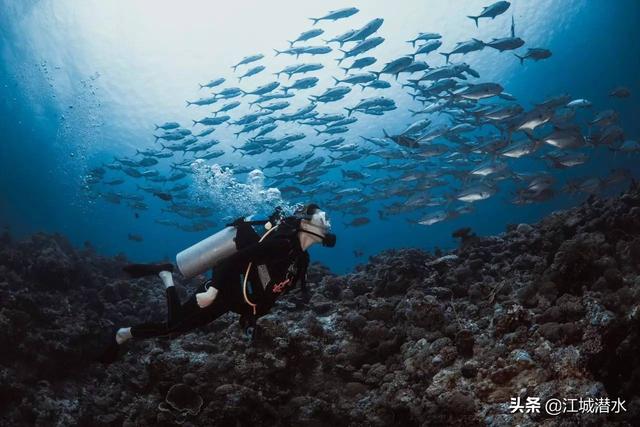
[509,396,626,416]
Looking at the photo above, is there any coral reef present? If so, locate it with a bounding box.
[2,184,640,426]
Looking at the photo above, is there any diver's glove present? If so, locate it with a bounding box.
[196,286,218,308]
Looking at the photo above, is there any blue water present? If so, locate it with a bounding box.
[1,0,639,273]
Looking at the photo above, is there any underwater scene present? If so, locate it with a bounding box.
[1,0,640,425]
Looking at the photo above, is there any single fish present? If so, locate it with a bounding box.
[453,82,503,100]
[467,1,511,27]
[192,115,231,126]
[238,65,265,82]
[415,210,448,226]
[281,76,319,94]
[372,57,413,80]
[309,7,359,25]
[232,54,264,71]
[325,29,357,47]
[198,78,225,89]
[345,217,370,227]
[361,80,391,91]
[514,48,552,64]
[609,86,631,98]
[315,126,349,136]
[411,40,442,58]
[154,122,180,130]
[333,73,377,85]
[483,36,524,52]
[214,87,243,99]
[343,18,384,42]
[288,28,324,47]
[406,32,442,48]
[340,56,377,74]
[566,98,592,108]
[456,185,496,202]
[185,96,217,107]
[440,39,485,63]
[212,101,241,116]
[241,81,280,97]
[337,37,385,65]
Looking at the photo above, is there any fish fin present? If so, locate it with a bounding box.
[382,129,390,138]
[315,128,322,136]
[185,101,192,107]
[345,107,354,117]
[513,53,524,65]
[340,66,349,75]
[238,77,243,82]
[160,143,167,150]
[231,65,238,72]
[153,124,159,130]
[359,84,366,92]
[467,15,479,27]
[439,52,451,64]
[371,71,381,79]
[287,40,294,48]
[240,90,248,97]
[191,120,197,127]
[332,76,341,85]
[308,17,319,25]
[273,48,282,56]
[406,39,415,48]
[198,83,204,89]
[154,135,159,143]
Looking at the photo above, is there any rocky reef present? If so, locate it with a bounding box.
[2,184,640,426]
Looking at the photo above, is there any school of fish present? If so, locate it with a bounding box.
[83,2,636,241]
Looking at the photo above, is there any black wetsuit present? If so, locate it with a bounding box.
[129,228,309,339]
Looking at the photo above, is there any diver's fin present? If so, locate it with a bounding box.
[123,263,174,278]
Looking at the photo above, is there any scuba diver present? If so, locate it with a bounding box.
[100,204,335,363]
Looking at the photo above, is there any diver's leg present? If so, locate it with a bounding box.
[129,294,228,339]
[113,270,176,346]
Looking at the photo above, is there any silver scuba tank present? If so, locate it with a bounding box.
[176,226,238,279]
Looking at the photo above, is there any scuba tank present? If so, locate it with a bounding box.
[176,226,238,279]
[175,207,285,279]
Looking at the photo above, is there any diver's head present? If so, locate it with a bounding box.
[294,204,336,249]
